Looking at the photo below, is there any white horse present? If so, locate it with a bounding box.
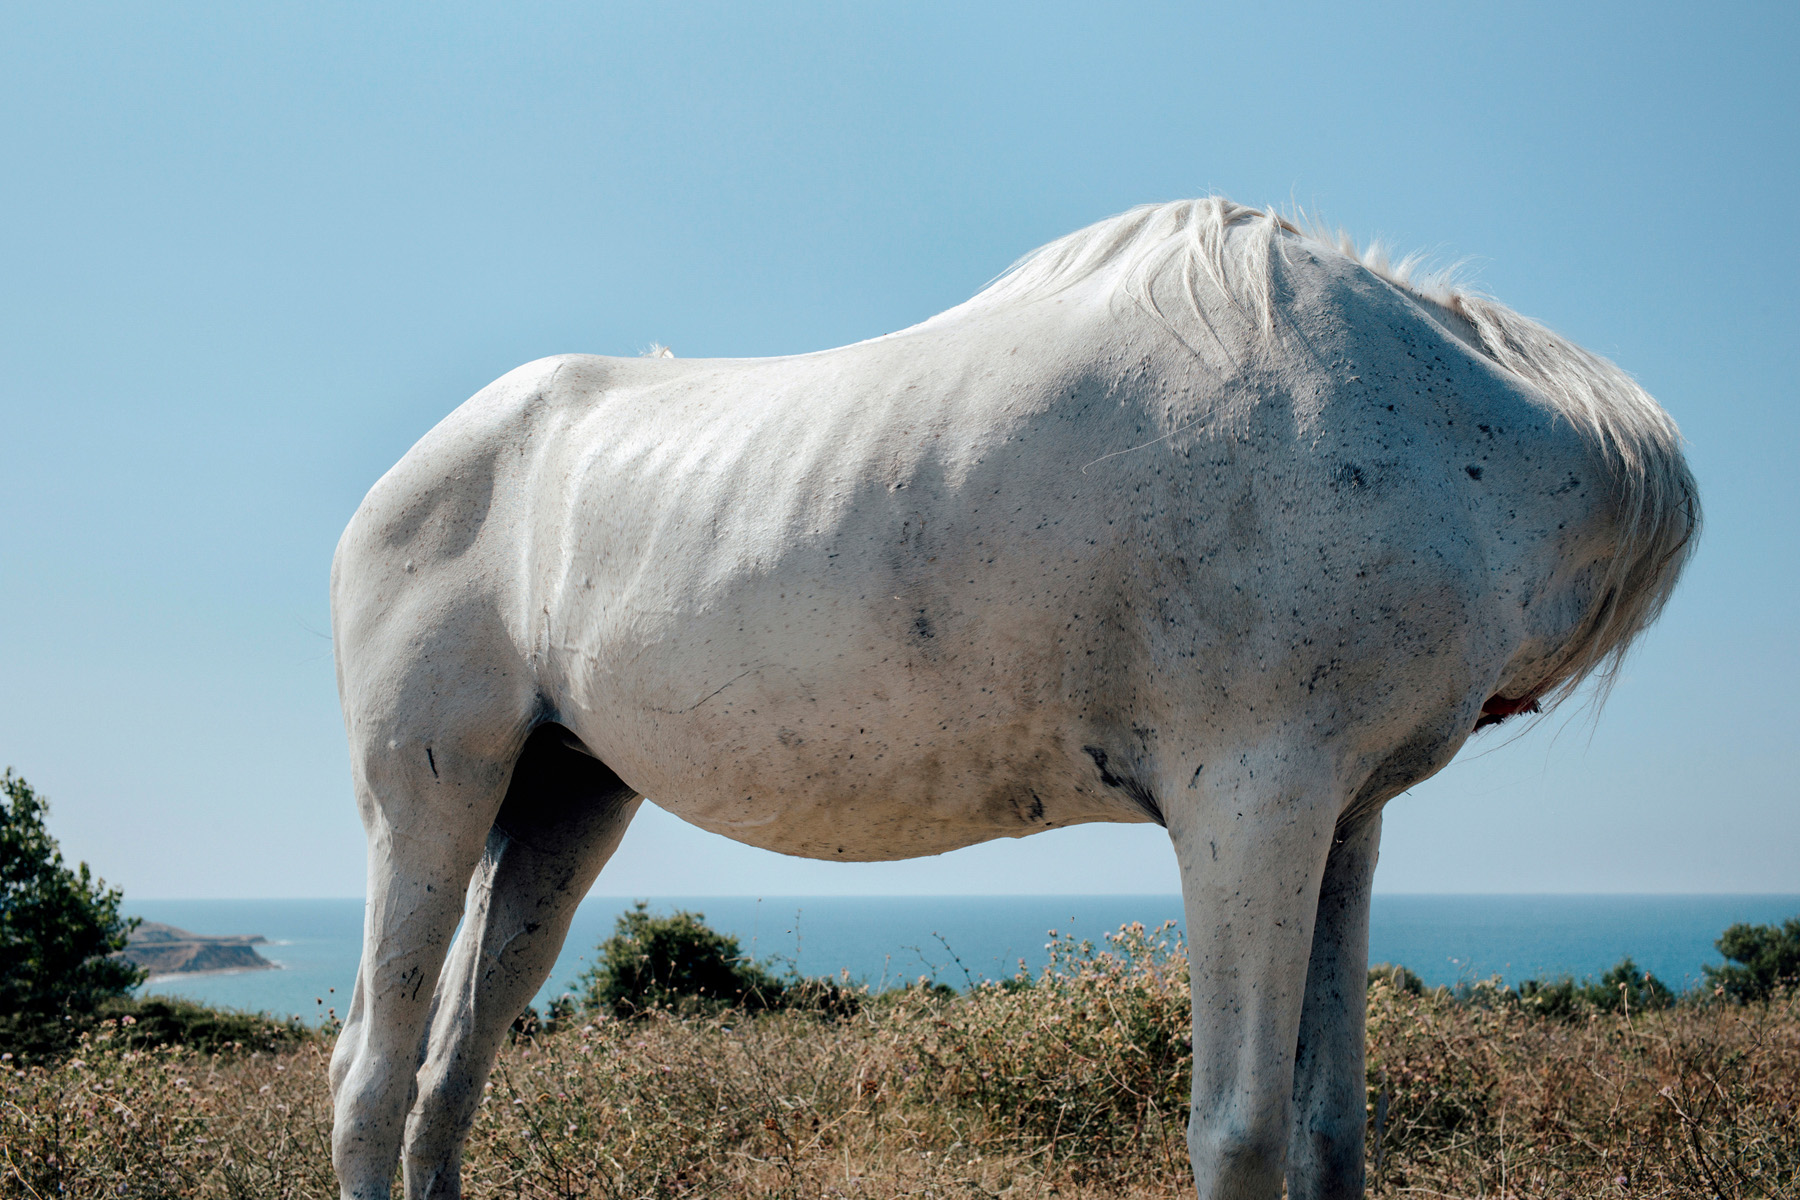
[326,198,1697,1199]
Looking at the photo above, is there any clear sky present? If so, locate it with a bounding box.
[2,3,1794,899]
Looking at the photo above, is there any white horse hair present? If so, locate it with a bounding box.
[327,197,1697,1199]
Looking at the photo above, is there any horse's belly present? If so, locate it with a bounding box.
[561,657,1141,861]
[628,740,1128,862]
[536,389,1153,858]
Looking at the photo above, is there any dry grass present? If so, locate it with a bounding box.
[1363,977,1800,1198]
[2,928,1795,1199]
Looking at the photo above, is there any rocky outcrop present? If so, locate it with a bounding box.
[120,921,277,976]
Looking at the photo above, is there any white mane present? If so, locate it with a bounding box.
[953,198,1700,707]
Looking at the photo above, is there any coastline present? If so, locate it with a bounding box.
[124,920,281,978]
[143,960,284,985]
[123,895,1800,1028]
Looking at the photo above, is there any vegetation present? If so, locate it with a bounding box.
[1707,917,1800,1004]
[1,848,1794,1196]
[90,996,313,1056]
[0,769,316,1066]
[1411,954,1681,1020]
[1359,973,1797,1197]
[0,770,144,1061]
[572,901,790,1016]
[561,902,858,1023]
[0,914,1795,1198]
[1517,954,1675,1014]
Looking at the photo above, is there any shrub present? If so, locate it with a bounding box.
[1364,968,1800,1196]
[884,921,1194,1182]
[573,902,794,1017]
[97,995,313,1055]
[568,903,862,1022]
[1368,962,1426,995]
[1514,956,1675,1018]
[0,769,143,1060]
[1706,917,1800,1004]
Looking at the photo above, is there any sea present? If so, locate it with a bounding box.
[128,895,1800,1026]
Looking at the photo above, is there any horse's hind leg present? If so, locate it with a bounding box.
[403,725,640,1200]
[1287,812,1380,1200]
[328,663,534,1198]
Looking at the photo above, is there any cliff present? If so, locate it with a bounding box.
[121,921,277,976]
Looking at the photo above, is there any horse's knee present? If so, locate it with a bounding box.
[1188,1117,1287,1199]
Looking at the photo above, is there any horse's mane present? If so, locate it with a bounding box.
[942,198,1700,710]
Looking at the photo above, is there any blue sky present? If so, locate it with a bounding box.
[2,2,1794,898]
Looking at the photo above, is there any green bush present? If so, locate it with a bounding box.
[97,995,313,1055]
[1514,956,1674,1018]
[0,769,144,1059]
[571,902,857,1019]
[1705,916,1800,1004]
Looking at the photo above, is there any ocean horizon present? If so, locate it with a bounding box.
[129,894,1800,1025]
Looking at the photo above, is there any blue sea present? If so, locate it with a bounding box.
[129,895,1800,1025]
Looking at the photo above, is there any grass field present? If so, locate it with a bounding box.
[3,925,1795,1198]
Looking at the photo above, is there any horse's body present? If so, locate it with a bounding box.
[327,200,1696,1199]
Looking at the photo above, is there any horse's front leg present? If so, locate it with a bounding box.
[1166,750,1343,1200]
[1288,813,1380,1200]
